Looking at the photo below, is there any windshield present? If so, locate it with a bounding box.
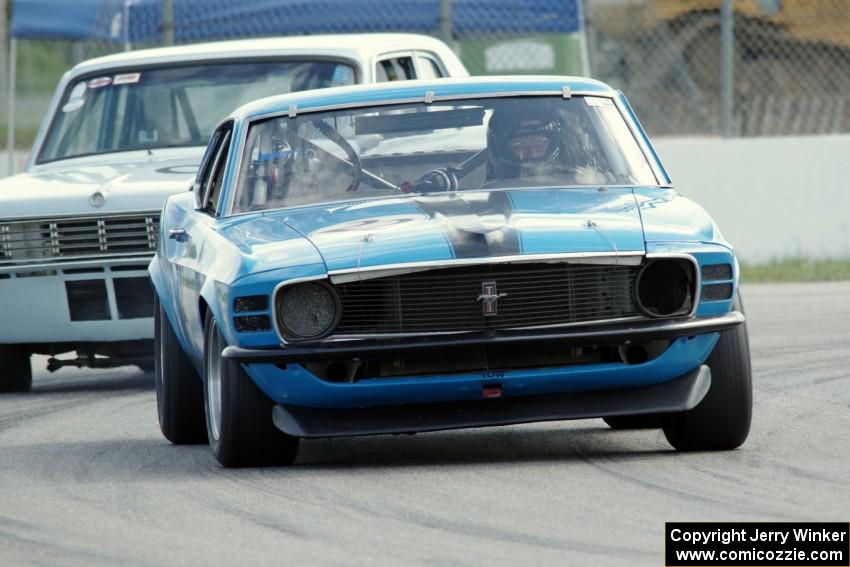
[232,95,658,213]
[38,60,356,163]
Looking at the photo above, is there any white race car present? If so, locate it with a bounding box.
[0,34,467,391]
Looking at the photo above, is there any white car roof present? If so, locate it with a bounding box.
[71,33,464,75]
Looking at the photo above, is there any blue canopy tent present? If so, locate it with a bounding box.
[11,0,108,40]
[7,0,586,170]
[11,0,581,42]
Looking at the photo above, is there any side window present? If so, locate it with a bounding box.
[194,126,227,210]
[202,129,232,215]
[376,57,416,82]
[416,56,444,79]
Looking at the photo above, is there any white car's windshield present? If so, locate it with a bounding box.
[38,60,355,164]
[232,95,659,213]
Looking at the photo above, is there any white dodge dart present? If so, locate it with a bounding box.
[0,34,467,391]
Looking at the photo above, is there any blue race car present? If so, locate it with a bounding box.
[149,76,751,467]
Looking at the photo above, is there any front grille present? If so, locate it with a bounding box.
[66,280,110,321]
[0,213,159,268]
[114,277,155,319]
[334,263,641,335]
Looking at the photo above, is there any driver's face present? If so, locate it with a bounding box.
[509,134,550,162]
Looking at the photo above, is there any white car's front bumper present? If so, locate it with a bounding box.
[0,260,153,344]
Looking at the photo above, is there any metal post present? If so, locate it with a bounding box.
[720,0,734,137]
[6,39,16,176]
[123,0,132,51]
[439,0,452,44]
[163,0,174,45]
[578,0,593,76]
[0,0,6,112]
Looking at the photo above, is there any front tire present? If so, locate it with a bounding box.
[0,347,32,393]
[203,313,299,468]
[663,293,752,451]
[155,295,207,444]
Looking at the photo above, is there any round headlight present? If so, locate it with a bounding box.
[278,282,340,340]
[635,259,693,318]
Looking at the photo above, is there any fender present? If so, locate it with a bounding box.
[199,278,234,347]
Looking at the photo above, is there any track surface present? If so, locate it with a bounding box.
[1,282,848,566]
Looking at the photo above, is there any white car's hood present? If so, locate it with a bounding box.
[0,148,205,219]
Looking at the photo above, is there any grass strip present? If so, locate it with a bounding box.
[740,258,850,283]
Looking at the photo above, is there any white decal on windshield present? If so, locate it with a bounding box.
[88,77,112,89]
[113,73,141,85]
[68,82,87,99]
[62,99,85,113]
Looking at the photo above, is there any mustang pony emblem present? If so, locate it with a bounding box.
[477,281,507,316]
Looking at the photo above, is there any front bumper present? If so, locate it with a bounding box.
[235,313,739,409]
[272,364,711,438]
[0,262,155,344]
[224,312,744,363]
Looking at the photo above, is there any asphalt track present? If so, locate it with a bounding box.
[1,282,848,566]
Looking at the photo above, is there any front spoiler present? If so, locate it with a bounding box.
[272,364,711,438]
[223,311,744,364]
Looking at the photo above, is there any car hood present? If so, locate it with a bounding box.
[633,187,730,247]
[0,149,203,219]
[266,188,646,272]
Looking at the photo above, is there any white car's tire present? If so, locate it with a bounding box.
[0,348,32,393]
[155,295,207,444]
[203,313,299,468]
[663,293,752,451]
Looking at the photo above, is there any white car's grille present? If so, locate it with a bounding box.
[0,213,159,268]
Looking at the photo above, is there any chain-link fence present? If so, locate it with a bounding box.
[587,0,850,137]
[7,0,850,147]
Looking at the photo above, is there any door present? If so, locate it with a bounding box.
[169,122,233,358]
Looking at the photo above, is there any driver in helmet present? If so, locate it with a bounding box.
[408,101,575,194]
[484,103,567,182]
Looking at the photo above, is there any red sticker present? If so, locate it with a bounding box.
[88,77,112,89]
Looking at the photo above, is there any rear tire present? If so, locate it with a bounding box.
[0,348,32,393]
[155,295,207,444]
[663,293,752,451]
[604,415,661,429]
[203,313,299,468]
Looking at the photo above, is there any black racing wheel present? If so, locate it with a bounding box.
[662,292,752,451]
[203,312,299,467]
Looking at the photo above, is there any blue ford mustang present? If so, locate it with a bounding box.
[149,76,751,467]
